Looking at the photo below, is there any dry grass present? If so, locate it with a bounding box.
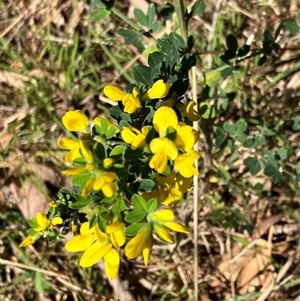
[0,0,299,300]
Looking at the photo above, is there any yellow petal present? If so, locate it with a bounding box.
[101,182,117,197]
[150,138,178,160]
[122,93,141,114]
[142,237,153,266]
[121,127,138,144]
[104,85,126,101]
[150,209,174,222]
[19,235,37,247]
[110,230,126,248]
[153,107,178,136]
[51,217,63,225]
[82,177,96,196]
[153,224,174,243]
[175,125,199,152]
[34,212,50,232]
[147,80,171,99]
[62,166,87,176]
[79,140,94,162]
[62,110,89,132]
[104,248,120,279]
[103,157,114,168]
[65,234,97,252]
[106,220,125,233]
[149,152,168,174]
[65,146,81,162]
[57,137,79,150]
[80,242,112,267]
[164,222,189,233]
[125,227,150,260]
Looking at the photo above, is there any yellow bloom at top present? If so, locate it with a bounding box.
[153,106,178,137]
[104,85,141,114]
[145,80,171,100]
[62,110,89,133]
[121,126,149,150]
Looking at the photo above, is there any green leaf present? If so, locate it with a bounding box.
[238,44,250,57]
[189,0,206,18]
[252,136,265,148]
[264,165,281,184]
[125,223,146,236]
[72,172,91,188]
[226,34,238,52]
[110,145,126,160]
[34,272,44,293]
[296,189,300,197]
[131,194,148,211]
[139,179,156,192]
[218,165,231,181]
[125,210,147,223]
[237,133,247,143]
[157,3,174,20]
[117,29,140,45]
[134,9,148,27]
[220,67,233,78]
[147,3,156,25]
[223,122,235,135]
[264,150,278,168]
[111,163,128,178]
[244,157,261,176]
[90,8,111,21]
[292,116,300,131]
[277,148,287,161]
[133,65,152,85]
[148,52,164,69]
[298,10,300,23]
[285,21,300,33]
[146,198,158,212]
[124,147,143,160]
[236,119,247,134]
[296,162,300,175]
[93,142,106,162]
[258,55,268,66]
[199,102,217,119]
[70,194,93,209]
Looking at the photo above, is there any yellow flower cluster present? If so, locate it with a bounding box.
[20,79,199,281]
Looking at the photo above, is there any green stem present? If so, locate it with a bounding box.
[111,7,141,32]
[174,0,188,43]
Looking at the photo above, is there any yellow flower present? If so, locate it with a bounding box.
[180,101,200,121]
[62,110,89,133]
[148,208,189,243]
[19,235,38,248]
[65,222,120,279]
[153,106,178,137]
[106,220,126,248]
[34,212,50,232]
[174,150,200,178]
[125,225,153,265]
[145,79,171,100]
[175,123,199,152]
[103,157,114,168]
[104,85,141,114]
[93,172,117,197]
[121,126,149,150]
[149,138,178,173]
[57,137,81,163]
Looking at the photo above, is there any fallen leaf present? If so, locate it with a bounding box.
[253,213,285,239]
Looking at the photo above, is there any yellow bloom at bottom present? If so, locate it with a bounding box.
[125,225,152,265]
[19,235,38,247]
[65,222,120,279]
